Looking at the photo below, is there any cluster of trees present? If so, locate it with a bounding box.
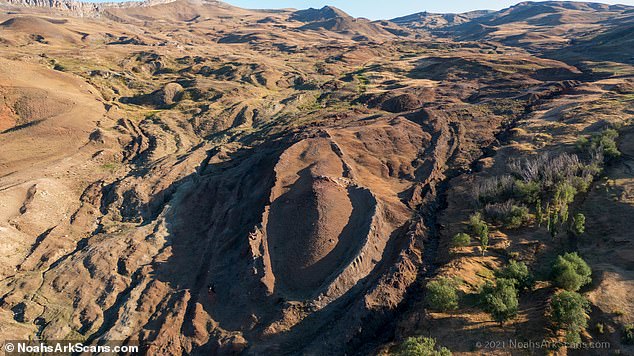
[479,260,533,324]
[396,336,451,356]
[450,149,608,258]
[547,252,593,343]
[423,260,533,325]
[422,251,594,344]
[474,253,592,339]
[431,129,621,347]
[471,151,601,237]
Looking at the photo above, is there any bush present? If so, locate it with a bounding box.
[426,278,459,312]
[396,336,452,356]
[578,129,621,160]
[508,153,582,188]
[496,260,534,291]
[593,129,621,159]
[480,233,489,256]
[571,175,592,193]
[452,233,471,248]
[475,175,515,204]
[480,278,519,324]
[469,212,488,238]
[551,253,592,291]
[571,213,585,236]
[514,180,541,204]
[468,213,489,254]
[549,291,589,344]
[623,324,634,345]
[554,182,577,206]
[485,201,530,229]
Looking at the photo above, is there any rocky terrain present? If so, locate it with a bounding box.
[0,0,632,354]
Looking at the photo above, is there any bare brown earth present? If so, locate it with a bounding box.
[0,0,632,354]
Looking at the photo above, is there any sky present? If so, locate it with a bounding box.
[223,0,634,20]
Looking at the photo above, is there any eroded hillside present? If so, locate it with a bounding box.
[0,0,632,354]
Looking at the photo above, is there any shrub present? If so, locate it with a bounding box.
[480,278,519,324]
[468,213,490,254]
[496,260,534,291]
[475,175,515,204]
[508,153,582,188]
[571,175,592,193]
[551,253,592,291]
[593,129,621,159]
[426,278,459,312]
[396,336,452,356]
[485,201,530,229]
[623,324,634,345]
[571,213,585,236]
[554,182,577,206]
[514,180,541,204]
[452,233,471,248]
[578,129,621,161]
[469,212,487,237]
[480,233,489,256]
[549,291,589,344]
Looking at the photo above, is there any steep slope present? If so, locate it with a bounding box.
[446,1,633,51]
[291,5,397,39]
[391,10,492,30]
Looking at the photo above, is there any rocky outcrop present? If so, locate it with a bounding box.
[0,0,214,17]
[0,0,101,17]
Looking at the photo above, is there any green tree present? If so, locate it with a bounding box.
[536,199,543,227]
[396,336,452,356]
[451,233,471,248]
[554,182,577,206]
[468,213,489,255]
[551,253,592,291]
[546,202,552,232]
[549,291,589,344]
[480,233,489,256]
[571,213,585,236]
[469,212,488,239]
[426,278,459,312]
[548,208,560,239]
[496,260,534,291]
[480,278,519,324]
